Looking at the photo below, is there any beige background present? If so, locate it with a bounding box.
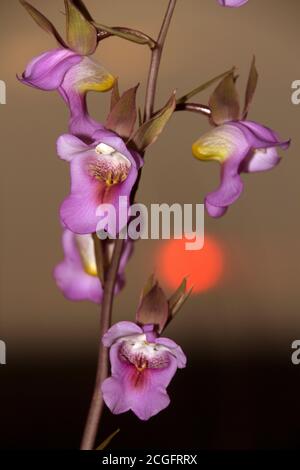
[0,0,299,360]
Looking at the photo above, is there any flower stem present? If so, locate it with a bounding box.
[80,0,178,451]
[175,102,211,116]
[144,0,177,122]
[80,238,125,450]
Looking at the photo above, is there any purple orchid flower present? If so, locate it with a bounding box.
[57,128,143,234]
[218,0,248,7]
[192,121,290,217]
[20,48,115,138]
[53,229,132,303]
[101,321,186,421]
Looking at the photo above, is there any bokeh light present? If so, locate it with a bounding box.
[156,235,225,294]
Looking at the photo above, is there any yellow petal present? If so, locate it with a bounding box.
[192,125,238,163]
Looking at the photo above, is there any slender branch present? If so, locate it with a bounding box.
[175,102,211,116]
[176,67,235,105]
[94,23,156,49]
[80,237,125,450]
[144,0,177,121]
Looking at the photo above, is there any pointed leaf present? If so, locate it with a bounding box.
[209,72,241,125]
[130,92,176,152]
[170,288,193,318]
[243,56,258,117]
[110,79,120,111]
[94,23,156,49]
[19,0,67,47]
[138,107,143,127]
[96,429,120,451]
[141,274,156,299]
[176,67,235,105]
[71,0,93,21]
[65,0,97,55]
[168,278,192,318]
[169,278,187,312]
[106,85,139,140]
[136,282,169,333]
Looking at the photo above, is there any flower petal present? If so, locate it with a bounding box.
[20,48,81,90]
[53,229,102,303]
[102,342,178,420]
[60,151,104,234]
[59,57,114,139]
[102,322,143,348]
[206,164,245,209]
[57,134,89,162]
[240,146,281,173]
[218,0,248,6]
[235,120,291,150]
[155,338,187,369]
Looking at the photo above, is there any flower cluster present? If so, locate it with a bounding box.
[19,0,289,438]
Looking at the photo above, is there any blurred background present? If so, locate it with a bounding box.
[1,0,300,449]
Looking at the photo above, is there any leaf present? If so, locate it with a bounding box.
[106,84,139,140]
[209,72,241,125]
[141,274,156,299]
[96,429,120,451]
[138,107,143,127]
[169,278,187,312]
[19,0,67,47]
[168,278,192,318]
[65,0,97,55]
[93,23,156,49]
[110,79,120,111]
[243,56,258,118]
[71,0,93,21]
[136,281,169,333]
[130,92,176,152]
[176,67,235,105]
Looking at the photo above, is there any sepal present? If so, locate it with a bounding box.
[130,92,176,152]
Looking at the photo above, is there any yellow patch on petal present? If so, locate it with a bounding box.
[75,234,98,277]
[70,57,116,94]
[78,73,115,93]
[192,126,237,163]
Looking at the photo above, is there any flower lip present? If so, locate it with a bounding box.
[119,334,171,371]
[90,142,132,186]
[192,124,243,163]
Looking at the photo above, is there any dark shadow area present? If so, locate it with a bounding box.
[1,352,299,450]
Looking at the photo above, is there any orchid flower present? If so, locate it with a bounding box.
[193,122,290,217]
[57,128,143,234]
[102,321,186,421]
[19,0,115,138]
[20,48,115,139]
[54,229,132,303]
[218,0,248,7]
[192,66,290,218]
[101,278,190,421]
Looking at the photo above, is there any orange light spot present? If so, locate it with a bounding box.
[156,235,224,294]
